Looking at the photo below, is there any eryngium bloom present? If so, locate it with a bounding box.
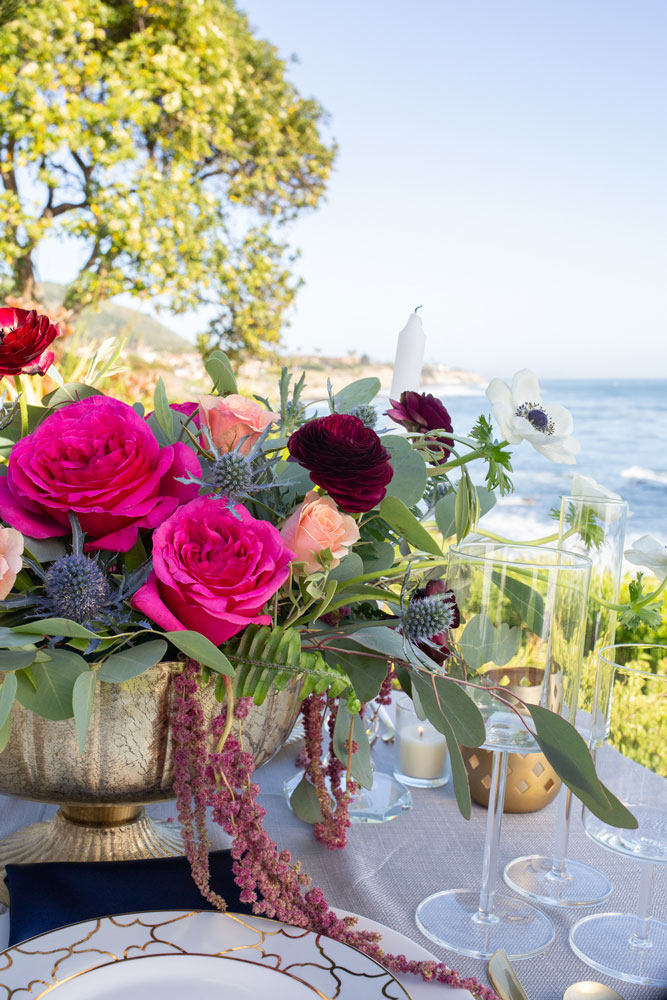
[287,413,393,513]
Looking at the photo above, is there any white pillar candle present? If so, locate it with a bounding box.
[398,722,448,780]
[389,309,426,400]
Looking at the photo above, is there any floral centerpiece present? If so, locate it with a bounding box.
[0,308,650,997]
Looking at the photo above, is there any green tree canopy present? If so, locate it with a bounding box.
[0,0,335,357]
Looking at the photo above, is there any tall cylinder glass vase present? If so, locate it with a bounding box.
[504,493,628,907]
[415,542,591,960]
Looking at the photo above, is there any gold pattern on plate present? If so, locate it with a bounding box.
[0,911,413,999]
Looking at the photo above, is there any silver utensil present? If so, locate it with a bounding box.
[562,983,625,1000]
[488,948,529,1000]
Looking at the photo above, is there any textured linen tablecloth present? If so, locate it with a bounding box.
[0,735,665,1000]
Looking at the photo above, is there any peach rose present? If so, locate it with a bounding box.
[0,527,23,600]
[199,394,279,455]
[280,491,360,576]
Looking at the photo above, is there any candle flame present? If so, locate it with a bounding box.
[417,726,424,738]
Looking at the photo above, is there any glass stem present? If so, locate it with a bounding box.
[477,750,508,921]
[630,863,655,948]
[550,786,572,878]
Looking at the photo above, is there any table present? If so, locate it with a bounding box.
[0,734,664,1000]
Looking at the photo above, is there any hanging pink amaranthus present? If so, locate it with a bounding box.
[172,661,500,1000]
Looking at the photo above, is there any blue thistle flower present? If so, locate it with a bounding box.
[401,593,458,643]
[349,403,378,429]
[212,451,253,500]
[44,554,111,624]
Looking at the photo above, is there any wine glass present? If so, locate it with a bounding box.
[504,493,628,907]
[415,542,591,960]
[569,644,667,987]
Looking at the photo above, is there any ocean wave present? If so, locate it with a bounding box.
[620,466,667,487]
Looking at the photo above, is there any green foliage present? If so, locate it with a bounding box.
[0,0,335,357]
[226,624,350,705]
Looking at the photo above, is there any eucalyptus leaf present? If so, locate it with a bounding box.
[528,705,637,829]
[72,670,96,754]
[409,682,472,819]
[0,715,11,754]
[22,535,68,563]
[382,435,427,507]
[289,774,327,824]
[324,640,389,703]
[13,618,99,639]
[476,486,497,517]
[492,572,545,636]
[434,493,457,539]
[412,672,486,748]
[164,631,235,676]
[15,649,88,721]
[333,378,381,412]
[333,705,373,789]
[328,553,363,584]
[457,614,521,672]
[0,649,36,671]
[361,540,396,575]
[347,626,406,662]
[379,497,442,556]
[97,640,168,683]
[42,383,103,408]
[205,351,238,395]
[0,672,17,729]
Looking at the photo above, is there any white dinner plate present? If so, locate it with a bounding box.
[0,909,414,998]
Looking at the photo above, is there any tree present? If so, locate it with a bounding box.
[0,0,335,358]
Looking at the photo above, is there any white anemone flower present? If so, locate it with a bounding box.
[624,535,667,580]
[570,474,626,521]
[486,369,580,465]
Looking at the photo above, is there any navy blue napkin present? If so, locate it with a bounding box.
[5,849,252,945]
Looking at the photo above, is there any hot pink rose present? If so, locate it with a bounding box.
[199,394,279,454]
[131,496,294,645]
[0,396,200,552]
[0,527,23,600]
[280,491,360,576]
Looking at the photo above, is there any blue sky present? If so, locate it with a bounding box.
[39,0,667,378]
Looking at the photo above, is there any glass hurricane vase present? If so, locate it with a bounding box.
[415,542,591,960]
[504,493,628,907]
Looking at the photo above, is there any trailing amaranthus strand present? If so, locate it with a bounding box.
[172,669,500,1000]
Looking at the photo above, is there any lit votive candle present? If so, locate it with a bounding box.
[394,697,448,788]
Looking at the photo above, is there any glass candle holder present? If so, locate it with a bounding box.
[394,696,449,788]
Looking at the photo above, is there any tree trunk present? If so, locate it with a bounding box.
[14,253,35,302]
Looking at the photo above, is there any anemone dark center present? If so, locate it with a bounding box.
[515,401,554,435]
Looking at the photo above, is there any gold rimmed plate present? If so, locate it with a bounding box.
[0,909,415,999]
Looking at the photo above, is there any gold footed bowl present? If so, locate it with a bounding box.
[0,662,302,901]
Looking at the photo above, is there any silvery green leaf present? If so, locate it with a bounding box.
[458,614,522,672]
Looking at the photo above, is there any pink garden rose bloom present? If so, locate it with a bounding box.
[199,394,279,454]
[0,527,23,600]
[0,396,200,552]
[132,496,294,645]
[280,490,360,576]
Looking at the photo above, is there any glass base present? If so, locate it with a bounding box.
[504,855,613,907]
[284,769,412,824]
[393,768,448,789]
[569,912,667,987]
[415,888,554,960]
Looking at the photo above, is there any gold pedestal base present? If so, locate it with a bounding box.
[0,805,184,905]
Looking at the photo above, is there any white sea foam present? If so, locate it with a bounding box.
[621,466,667,487]
[479,506,555,543]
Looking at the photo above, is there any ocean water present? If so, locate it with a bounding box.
[380,379,667,547]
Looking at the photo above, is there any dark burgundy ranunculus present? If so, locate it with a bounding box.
[386,391,453,463]
[0,307,60,377]
[415,579,460,666]
[287,413,393,514]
